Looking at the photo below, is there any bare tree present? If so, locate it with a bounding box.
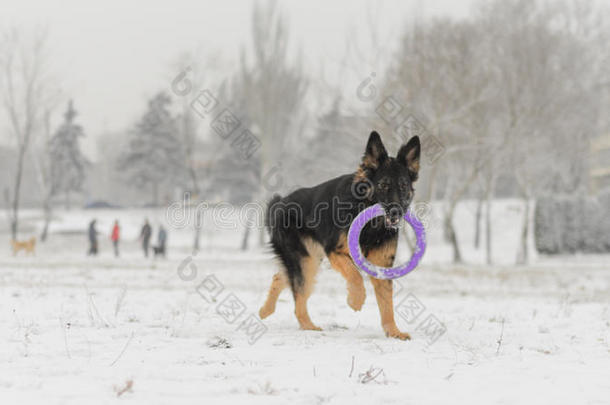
[478,0,602,264]
[171,50,225,253]
[33,107,58,241]
[0,27,53,239]
[238,0,309,248]
[378,0,608,265]
[385,18,494,263]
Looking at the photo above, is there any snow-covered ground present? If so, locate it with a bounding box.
[1,203,609,404]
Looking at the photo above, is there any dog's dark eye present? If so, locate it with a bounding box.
[378,182,389,191]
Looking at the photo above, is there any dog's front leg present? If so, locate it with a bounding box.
[366,237,410,340]
[370,277,411,340]
[328,253,366,311]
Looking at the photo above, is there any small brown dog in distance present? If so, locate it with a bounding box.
[11,237,36,256]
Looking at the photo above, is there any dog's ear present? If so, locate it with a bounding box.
[397,136,420,181]
[362,131,388,170]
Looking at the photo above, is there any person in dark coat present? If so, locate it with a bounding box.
[88,219,98,255]
[139,219,152,257]
[156,225,167,257]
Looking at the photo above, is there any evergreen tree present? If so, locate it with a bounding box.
[118,92,183,206]
[47,100,89,209]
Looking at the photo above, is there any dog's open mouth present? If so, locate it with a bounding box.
[384,204,405,229]
[385,216,401,228]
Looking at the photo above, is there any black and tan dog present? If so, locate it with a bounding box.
[259,131,420,339]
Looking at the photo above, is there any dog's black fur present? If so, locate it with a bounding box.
[267,131,420,294]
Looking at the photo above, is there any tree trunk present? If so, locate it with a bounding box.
[40,219,50,242]
[258,224,266,246]
[516,198,530,265]
[40,197,52,242]
[241,225,251,251]
[193,204,202,254]
[152,183,159,207]
[239,207,265,250]
[189,171,202,254]
[484,171,496,265]
[485,191,492,265]
[444,205,462,263]
[425,163,440,202]
[11,147,26,240]
[474,196,483,249]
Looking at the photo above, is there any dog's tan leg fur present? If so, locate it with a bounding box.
[367,238,411,340]
[328,252,365,311]
[328,233,366,311]
[294,257,321,330]
[259,272,287,319]
[293,239,323,331]
[261,238,323,331]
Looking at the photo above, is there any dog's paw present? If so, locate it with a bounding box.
[299,322,323,331]
[347,285,366,311]
[383,325,411,340]
[258,305,274,319]
[347,294,365,311]
[387,331,411,340]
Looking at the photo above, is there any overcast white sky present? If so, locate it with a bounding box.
[1,0,474,158]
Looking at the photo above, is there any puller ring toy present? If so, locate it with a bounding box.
[347,203,426,279]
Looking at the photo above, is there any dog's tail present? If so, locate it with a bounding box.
[265,194,283,237]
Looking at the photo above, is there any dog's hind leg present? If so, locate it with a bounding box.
[267,231,323,331]
[293,251,322,331]
[259,272,287,319]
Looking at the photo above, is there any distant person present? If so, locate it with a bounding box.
[87,219,98,255]
[153,225,167,257]
[111,220,120,257]
[139,219,152,257]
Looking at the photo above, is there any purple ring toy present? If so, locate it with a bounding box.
[347,203,426,279]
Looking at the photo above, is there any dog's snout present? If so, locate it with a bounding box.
[385,216,400,227]
[389,206,401,218]
[385,205,402,227]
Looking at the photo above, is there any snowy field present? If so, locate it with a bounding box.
[1,203,609,404]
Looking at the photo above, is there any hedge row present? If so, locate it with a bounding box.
[534,193,610,254]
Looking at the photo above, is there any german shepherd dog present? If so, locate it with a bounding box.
[259,131,420,339]
[11,237,36,256]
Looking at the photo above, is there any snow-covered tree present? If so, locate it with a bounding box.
[118,92,183,206]
[47,100,89,209]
